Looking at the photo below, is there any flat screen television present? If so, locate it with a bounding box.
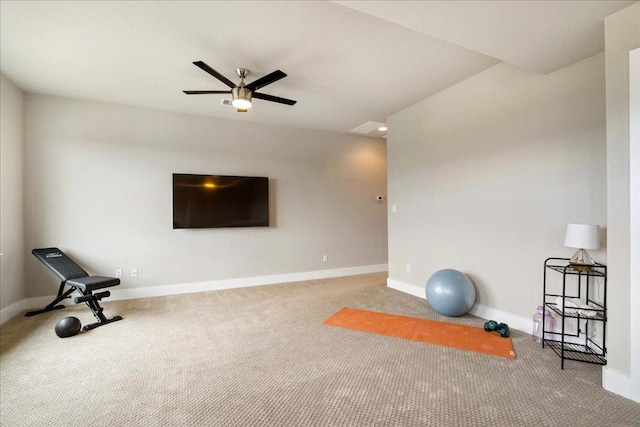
[173,174,269,229]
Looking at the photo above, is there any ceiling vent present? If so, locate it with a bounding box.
[220,99,233,107]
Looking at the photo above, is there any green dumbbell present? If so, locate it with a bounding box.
[484,320,499,332]
[496,323,510,338]
[483,320,510,338]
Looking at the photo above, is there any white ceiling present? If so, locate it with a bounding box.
[0,1,635,137]
[336,0,636,74]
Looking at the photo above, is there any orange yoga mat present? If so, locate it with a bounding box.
[324,307,516,359]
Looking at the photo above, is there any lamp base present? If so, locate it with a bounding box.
[569,248,596,271]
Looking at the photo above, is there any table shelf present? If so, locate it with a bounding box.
[542,257,607,369]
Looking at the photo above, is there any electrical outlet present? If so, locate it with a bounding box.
[131,268,138,278]
[406,264,411,273]
[115,269,123,278]
[323,255,328,262]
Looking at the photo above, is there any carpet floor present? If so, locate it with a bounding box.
[1,272,639,426]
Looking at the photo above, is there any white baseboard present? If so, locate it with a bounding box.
[386,278,424,298]
[0,299,28,324]
[0,264,388,324]
[0,296,53,324]
[469,302,532,335]
[387,278,532,333]
[603,366,637,402]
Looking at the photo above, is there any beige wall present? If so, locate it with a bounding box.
[604,2,640,377]
[0,75,25,311]
[629,46,640,403]
[24,94,387,297]
[387,54,606,320]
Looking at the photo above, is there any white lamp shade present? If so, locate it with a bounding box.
[564,223,600,249]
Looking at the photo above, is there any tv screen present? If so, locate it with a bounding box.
[173,174,269,229]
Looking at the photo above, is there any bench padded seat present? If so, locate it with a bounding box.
[66,276,120,292]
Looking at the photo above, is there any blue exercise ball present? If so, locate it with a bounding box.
[426,269,476,317]
[55,316,82,338]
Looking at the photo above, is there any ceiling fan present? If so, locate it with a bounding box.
[183,61,297,112]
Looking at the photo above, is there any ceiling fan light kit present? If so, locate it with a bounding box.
[183,61,296,113]
[231,87,252,109]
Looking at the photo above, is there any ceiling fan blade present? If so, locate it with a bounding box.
[193,61,236,88]
[245,70,287,92]
[183,90,232,95]
[253,92,297,106]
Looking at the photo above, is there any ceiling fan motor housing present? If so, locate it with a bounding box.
[232,86,252,101]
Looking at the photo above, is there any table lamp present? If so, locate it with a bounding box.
[564,223,599,269]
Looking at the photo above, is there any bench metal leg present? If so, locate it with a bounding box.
[25,282,75,317]
[75,291,123,330]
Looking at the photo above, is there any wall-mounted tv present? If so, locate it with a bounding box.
[173,174,269,229]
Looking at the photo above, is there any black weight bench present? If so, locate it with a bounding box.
[27,248,123,331]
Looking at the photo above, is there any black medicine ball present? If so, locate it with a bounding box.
[55,316,82,338]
